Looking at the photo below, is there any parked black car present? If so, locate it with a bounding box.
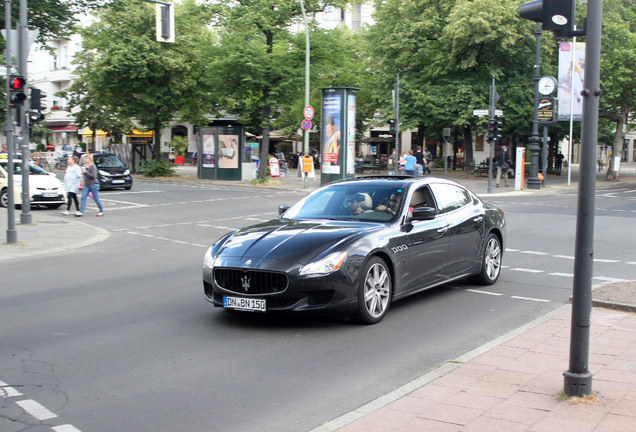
[81,153,132,190]
[203,176,506,324]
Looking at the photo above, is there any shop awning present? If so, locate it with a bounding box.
[47,125,79,132]
[126,129,153,137]
[81,128,110,137]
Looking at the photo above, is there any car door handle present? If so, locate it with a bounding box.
[473,216,483,223]
[437,225,449,234]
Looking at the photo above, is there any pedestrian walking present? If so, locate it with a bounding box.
[555,150,565,176]
[403,150,417,176]
[423,147,433,174]
[496,145,511,187]
[61,155,82,215]
[414,146,426,176]
[387,149,397,176]
[76,154,104,217]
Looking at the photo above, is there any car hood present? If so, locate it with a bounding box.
[96,165,127,174]
[14,175,63,191]
[215,219,377,266]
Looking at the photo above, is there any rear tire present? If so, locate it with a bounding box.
[473,233,502,285]
[352,257,392,324]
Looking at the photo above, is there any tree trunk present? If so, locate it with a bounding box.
[600,111,627,182]
[463,126,473,172]
[154,122,162,161]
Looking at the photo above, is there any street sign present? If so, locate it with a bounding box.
[301,119,312,130]
[538,97,556,124]
[473,109,489,116]
[304,105,314,120]
[495,109,503,117]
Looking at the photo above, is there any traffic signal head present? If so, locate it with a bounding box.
[387,118,396,132]
[487,119,502,142]
[29,87,48,123]
[519,0,576,39]
[9,75,27,107]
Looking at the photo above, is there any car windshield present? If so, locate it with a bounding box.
[0,162,49,175]
[282,183,407,222]
[93,154,125,168]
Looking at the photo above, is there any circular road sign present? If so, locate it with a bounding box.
[304,105,314,120]
[301,119,312,130]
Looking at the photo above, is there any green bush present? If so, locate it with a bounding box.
[137,159,177,177]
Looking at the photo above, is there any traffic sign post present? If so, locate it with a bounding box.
[301,119,312,130]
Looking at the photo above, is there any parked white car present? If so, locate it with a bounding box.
[0,160,65,209]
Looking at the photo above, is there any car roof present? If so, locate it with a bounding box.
[336,175,466,189]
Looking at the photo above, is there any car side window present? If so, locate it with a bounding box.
[429,183,471,214]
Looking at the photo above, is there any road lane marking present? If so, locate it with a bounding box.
[520,251,549,255]
[466,289,503,296]
[594,276,630,283]
[510,296,550,302]
[510,268,544,273]
[0,379,22,397]
[550,272,574,278]
[53,425,83,432]
[16,399,58,420]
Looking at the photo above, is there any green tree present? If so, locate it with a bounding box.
[209,0,347,177]
[68,0,217,159]
[599,0,636,181]
[366,0,545,169]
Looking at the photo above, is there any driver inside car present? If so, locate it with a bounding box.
[376,193,402,215]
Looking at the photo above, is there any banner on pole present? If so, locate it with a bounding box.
[557,42,585,122]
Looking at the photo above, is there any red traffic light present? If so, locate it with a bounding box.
[10,76,26,90]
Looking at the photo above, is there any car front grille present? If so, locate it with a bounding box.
[214,268,288,295]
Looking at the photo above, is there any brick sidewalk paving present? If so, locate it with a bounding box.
[314,305,636,432]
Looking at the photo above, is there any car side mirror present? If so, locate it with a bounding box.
[410,207,437,221]
[278,204,290,216]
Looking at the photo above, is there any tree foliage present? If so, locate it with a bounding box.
[65,0,217,158]
[598,0,636,180]
[207,0,348,177]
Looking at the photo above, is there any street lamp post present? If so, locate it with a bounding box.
[299,0,310,156]
[527,23,543,190]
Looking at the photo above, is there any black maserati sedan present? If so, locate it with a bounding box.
[203,176,506,324]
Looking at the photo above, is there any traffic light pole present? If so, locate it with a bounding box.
[4,0,17,243]
[19,0,32,224]
[564,0,603,398]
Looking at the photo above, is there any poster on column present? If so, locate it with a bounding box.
[322,94,341,174]
[218,134,239,169]
[346,94,356,175]
[202,134,215,168]
[557,42,585,122]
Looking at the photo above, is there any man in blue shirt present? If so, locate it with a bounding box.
[404,150,417,176]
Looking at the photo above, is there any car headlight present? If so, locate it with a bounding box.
[99,170,111,176]
[299,251,348,277]
[124,169,130,175]
[203,246,215,272]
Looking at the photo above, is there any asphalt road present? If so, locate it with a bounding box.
[1,180,635,432]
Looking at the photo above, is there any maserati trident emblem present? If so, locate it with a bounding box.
[241,273,251,292]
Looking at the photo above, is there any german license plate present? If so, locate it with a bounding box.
[112,180,125,184]
[42,192,58,198]
[223,296,266,312]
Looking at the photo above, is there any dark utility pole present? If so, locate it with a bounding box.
[526,23,543,190]
[564,0,603,397]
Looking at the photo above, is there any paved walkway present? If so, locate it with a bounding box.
[2,163,635,432]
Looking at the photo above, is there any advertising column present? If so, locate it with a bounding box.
[321,87,358,185]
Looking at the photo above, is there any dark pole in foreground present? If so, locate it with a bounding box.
[564,0,603,397]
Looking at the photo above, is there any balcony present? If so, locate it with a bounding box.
[48,67,72,83]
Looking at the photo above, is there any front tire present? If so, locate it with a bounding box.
[353,257,392,324]
[0,188,8,208]
[473,233,502,285]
